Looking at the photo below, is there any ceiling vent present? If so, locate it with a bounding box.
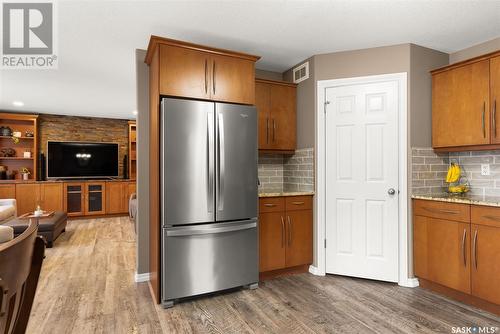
[293,62,309,83]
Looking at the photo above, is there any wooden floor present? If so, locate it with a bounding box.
[28,217,500,334]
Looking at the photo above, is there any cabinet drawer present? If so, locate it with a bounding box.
[413,199,470,223]
[285,196,312,211]
[471,205,500,228]
[259,197,285,213]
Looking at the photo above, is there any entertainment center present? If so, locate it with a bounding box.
[0,112,136,218]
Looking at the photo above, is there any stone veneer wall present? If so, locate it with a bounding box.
[258,148,314,193]
[39,114,130,177]
[412,147,500,196]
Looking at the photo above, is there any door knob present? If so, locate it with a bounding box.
[388,188,396,195]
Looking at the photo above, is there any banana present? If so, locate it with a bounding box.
[446,163,461,183]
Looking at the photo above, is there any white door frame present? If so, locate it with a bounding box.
[314,72,417,287]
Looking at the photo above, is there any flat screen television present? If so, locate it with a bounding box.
[47,141,119,179]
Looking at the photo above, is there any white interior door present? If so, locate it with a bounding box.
[325,80,399,282]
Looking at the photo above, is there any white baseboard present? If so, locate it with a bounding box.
[309,265,325,276]
[398,277,419,288]
[134,272,150,283]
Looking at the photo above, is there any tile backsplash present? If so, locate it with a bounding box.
[412,147,500,196]
[258,148,314,193]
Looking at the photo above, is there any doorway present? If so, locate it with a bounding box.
[316,73,413,286]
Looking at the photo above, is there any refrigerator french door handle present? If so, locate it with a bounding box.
[217,112,225,211]
[166,220,256,237]
[207,111,214,214]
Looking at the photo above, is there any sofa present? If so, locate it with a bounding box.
[0,199,16,243]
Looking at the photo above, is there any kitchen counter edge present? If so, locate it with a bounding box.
[412,194,500,208]
[259,191,314,198]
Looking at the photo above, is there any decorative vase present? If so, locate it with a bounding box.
[22,173,29,181]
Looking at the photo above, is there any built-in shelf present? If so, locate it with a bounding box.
[0,157,34,160]
[0,136,34,140]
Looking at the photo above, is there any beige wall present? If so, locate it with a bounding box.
[285,43,449,275]
[255,69,283,81]
[135,49,149,275]
[283,57,315,149]
[409,45,449,147]
[450,37,500,64]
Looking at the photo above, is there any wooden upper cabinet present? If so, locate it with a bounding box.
[255,81,272,149]
[432,60,490,148]
[146,36,260,105]
[159,44,210,100]
[255,79,297,151]
[210,54,255,105]
[490,56,500,143]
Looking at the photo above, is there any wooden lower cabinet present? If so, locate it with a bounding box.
[259,195,313,279]
[413,199,500,314]
[285,210,313,268]
[259,212,286,272]
[85,182,106,215]
[0,184,15,199]
[413,215,470,293]
[40,183,64,212]
[15,183,41,215]
[106,181,134,214]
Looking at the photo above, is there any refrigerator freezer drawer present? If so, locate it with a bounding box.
[162,220,258,302]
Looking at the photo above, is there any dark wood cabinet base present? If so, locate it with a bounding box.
[259,264,310,281]
[419,278,500,316]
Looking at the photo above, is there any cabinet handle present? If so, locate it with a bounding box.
[494,99,497,138]
[280,216,285,248]
[482,102,486,138]
[204,59,208,94]
[291,201,304,205]
[422,207,459,215]
[287,216,292,246]
[266,118,269,144]
[473,229,478,270]
[461,228,467,267]
[212,61,216,95]
[264,203,276,207]
[273,119,276,142]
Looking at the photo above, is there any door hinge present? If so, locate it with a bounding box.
[324,238,327,248]
[324,101,330,113]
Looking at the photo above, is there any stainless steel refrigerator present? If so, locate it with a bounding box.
[160,98,258,308]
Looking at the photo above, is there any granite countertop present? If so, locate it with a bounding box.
[259,191,315,198]
[412,193,500,207]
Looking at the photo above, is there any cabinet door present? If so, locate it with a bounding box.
[255,81,272,149]
[432,60,490,148]
[471,224,500,305]
[40,183,63,212]
[64,183,85,216]
[85,182,106,215]
[259,212,286,272]
[15,184,40,215]
[0,185,15,199]
[285,210,313,267]
[210,55,255,105]
[159,44,210,100]
[270,84,296,151]
[491,56,500,143]
[426,218,471,293]
[413,215,430,280]
[106,182,127,214]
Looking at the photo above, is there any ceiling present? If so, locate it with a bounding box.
[1,0,500,119]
